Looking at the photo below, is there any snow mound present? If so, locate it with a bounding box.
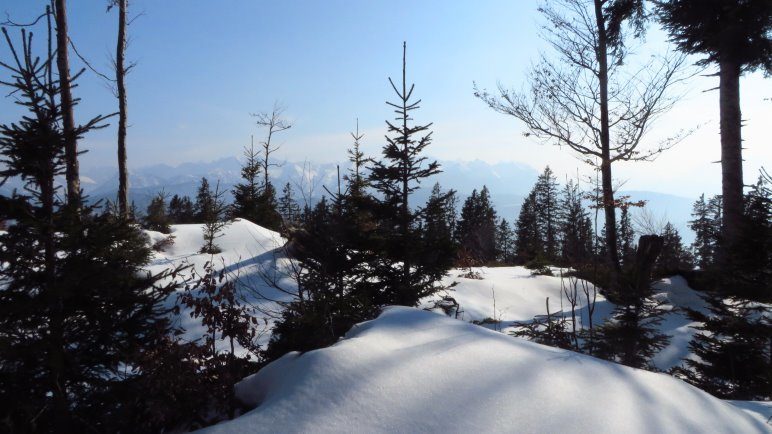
[200,307,768,433]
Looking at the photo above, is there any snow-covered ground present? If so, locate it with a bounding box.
[198,307,769,433]
[145,219,295,349]
[143,221,770,431]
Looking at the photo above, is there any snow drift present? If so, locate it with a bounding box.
[199,307,768,433]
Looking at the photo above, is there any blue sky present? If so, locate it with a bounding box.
[1,0,770,197]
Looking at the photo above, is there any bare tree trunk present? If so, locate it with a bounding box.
[116,0,129,217]
[718,59,743,250]
[594,0,621,288]
[54,0,80,208]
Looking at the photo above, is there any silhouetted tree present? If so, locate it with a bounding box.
[656,0,772,251]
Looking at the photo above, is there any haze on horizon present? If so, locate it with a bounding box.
[1,0,769,198]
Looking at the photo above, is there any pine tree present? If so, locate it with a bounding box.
[144,191,171,233]
[495,218,515,264]
[455,187,498,263]
[198,180,230,254]
[169,194,195,224]
[422,183,458,268]
[278,182,300,227]
[617,205,635,266]
[656,222,693,275]
[515,190,542,263]
[689,194,715,269]
[558,180,593,266]
[656,0,772,251]
[0,25,179,431]
[367,42,447,306]
[534,167,560,261]
[231,140,262,223]
[195,177,213,222]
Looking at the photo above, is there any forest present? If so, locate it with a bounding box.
[0,0,770,433]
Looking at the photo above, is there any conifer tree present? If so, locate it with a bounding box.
[515,190,542,262]
[367,42,447,306]
[558,180,593,265]
[618,205,635,266]
[534,167,560,261]
[144,191,171,233]
[495,218,515,264]
[198,180,230,254]
[688,194,716,269]
[656,0,772,251]
[656,222,693,274]
[231,140,262,223]
[455,186,498,263]
[169,194,195,224]
[0,24,179,431]
[278,181,300,227]
[422,183,458,268]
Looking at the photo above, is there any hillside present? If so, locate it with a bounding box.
[198,307,768,433]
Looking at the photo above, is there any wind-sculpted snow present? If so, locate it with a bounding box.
[199,307,768,433]
[145,218,296,350]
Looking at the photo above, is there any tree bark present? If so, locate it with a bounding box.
[594,0,622,289]
[116,0,129,217]
[54,0,80,208]
[718,59,743,250]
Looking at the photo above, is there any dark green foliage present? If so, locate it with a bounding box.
[169,194,196,224]
[515,190,541,262]
[231,143,262,224]
[0,25,182,431]
[675,297,771,400]
[196,178,230,254]
[559,180,593,266]
[278,181,301,227]
[144,191,171,233]
[367,42,448,306]
[590,236,670,369]
[534,167,560,261]
[265,196,377,361]
[254,181,282,231]
[495,218,515,264]
[422,183,458,269]
[455,186,497,263]
[656,222,693,275]
[511,297,574,350]
[656,0,772,72]
[689,194,721,269]
[617,205,635,266]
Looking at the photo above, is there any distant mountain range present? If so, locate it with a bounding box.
[1,157,697,242]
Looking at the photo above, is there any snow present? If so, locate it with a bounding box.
[198,307,769,433]
[145,218,295,350]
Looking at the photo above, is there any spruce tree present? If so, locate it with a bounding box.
[656,0,772,250]
[656,222,693,275]
[169,194,195,224]
[422,183,458,269]
[689,194,715,269]
[144,191,171,233]
[534,166,560,262]
[455,187,498,263]
[515,190,542,263]
[0,25,179,431]
[231,141,262,223]
[367,42,447,306]
[617,205,635,266]
[198,180,230,254]
[558,180,593,266]
[278,181,300,227]
[495,218,515,264]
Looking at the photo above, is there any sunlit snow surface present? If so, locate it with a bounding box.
[199,307,769,433]
[143,221,770,431]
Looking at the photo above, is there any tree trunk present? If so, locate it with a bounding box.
[116,0,129,217]
[54,0,80,208]
[718,60,743,250]
[593,0,621,289]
